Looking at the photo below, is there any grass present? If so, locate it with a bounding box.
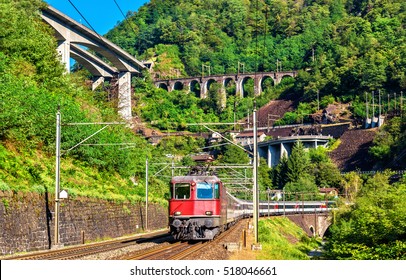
[0,142,168,205]
[257,217,321,260]
[231,217,321,260]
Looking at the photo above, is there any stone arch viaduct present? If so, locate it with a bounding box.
[154,71,298,98]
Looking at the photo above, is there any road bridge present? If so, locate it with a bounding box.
[154,71,298,98]
[258,135,332,168]
[41,5,146,121]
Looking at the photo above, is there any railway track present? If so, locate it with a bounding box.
[4,219,246,260]
[119,241,198,260]
[4,230,171,260]
[119,220,245,260]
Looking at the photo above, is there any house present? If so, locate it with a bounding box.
[319,188,339,197]
[232,131,267,146]
[191,153,215,163]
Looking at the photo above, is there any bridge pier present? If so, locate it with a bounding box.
[118,72,132,121]
[57,41,70,73]
[92,76,105,91]
[201,80,208,99]
[255,76,262,96]
[258,136,332,168]
[235,77,243,98]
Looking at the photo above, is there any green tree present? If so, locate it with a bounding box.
[271,154,289,189]
[286,141,310,183]
[284,176,318,201]
[220,144,249,165]
[258,158,273,195]
[342,172,362,203]
[309,147,343,189]
[325,172,406,259]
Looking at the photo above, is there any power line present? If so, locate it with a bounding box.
[113,0,138,36]
[67,0,104,42]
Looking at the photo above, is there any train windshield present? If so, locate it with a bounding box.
[214,183,220,199]
[174,183,190,199]
[197,182,215,199]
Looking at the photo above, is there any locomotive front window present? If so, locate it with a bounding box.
[197,182,213,199]
[214,183,220,199]
[174,183,190,199]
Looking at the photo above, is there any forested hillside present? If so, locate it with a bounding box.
[108,0,406,96]
[0,0,180,203]
[107,0,406,167]
[0,0,405,260]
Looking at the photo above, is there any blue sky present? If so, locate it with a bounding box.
[45,0,150,35]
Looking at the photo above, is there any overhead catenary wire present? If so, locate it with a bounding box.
[67,0,105,42]
[113,0,138,36]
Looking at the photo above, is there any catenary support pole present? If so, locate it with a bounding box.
[54,109,61,246]
[145,157,148,231]
[253,104,259,245]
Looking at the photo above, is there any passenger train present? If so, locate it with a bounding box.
[168,172,333,240]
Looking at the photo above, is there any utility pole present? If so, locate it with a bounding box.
[171,156,174,177]
[202,64,211,77]
[312,47,315,63]
[283,187,286,216]
[379,90,382,126]
[53,110,126,247]
[54,108,61,248]
[145,157,149,231]
[267,114,279,133]
[233,100,236,131]
[238,61,245,75]
[372,91,375,118]
[366,92,369,120]
[267,188,270,217]
[387,94,390,117]
[253,103,259,245]
[187,119,258,247]
[317,90,320,111]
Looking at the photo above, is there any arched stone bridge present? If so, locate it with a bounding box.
[154,71,298,98]
[287,213,332,238]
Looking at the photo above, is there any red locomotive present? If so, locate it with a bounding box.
[168,169,243,240]
[168,168,335,240]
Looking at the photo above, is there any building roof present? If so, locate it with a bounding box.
[319,188,339,193]
[191,154,214,162]
[235,131,266,138]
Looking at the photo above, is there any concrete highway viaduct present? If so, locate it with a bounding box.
[41,5,145,121]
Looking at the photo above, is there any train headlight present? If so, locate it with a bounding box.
[205,211,213,216]
[174,211,182,216]
[172,219,182,227]
[204,219,213,227]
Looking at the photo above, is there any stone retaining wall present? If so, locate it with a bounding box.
[0,191,168,256]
